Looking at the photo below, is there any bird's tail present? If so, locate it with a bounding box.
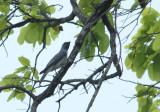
[39,70,44,74]
[39,71,48,85]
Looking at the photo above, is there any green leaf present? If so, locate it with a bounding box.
[18,27,27,45]
[80,34,96,62]
[152,34,160,51]
[25,23,39,44]
[2,74,20,85]
[141,7,159,17]
[7,91,16,102]
[76,20,84,27]
[99,33,109,54]
[26,85,32,91]
[45,6,55,14]
[125,52,134,69]
[80,20,109,61]
[78,0,90,8]
[0,2,10,14]
[18,4,31,17]
[137,97,152,112]
[0,19,6,30]
[136,85,147,96]
[141,7,158,25]
[148,63,160,81]
[78,0,101,17]
[18,23,44,46]
[26,85,36,93]
[148,87,157,96]
[16,93,26,101]
[14,66,28,74]
[94,20,105,37]
[30,8,38,16]
[86,44,95,61]
[153,53,160,63]
[34,69,39,80]
[24,71,31,83]
[48,28,59,41]
[18,56,30,66]
[94,20,109,54]
[148,20,160,34]
[150,99,160,112]
[38,24,44,45]
[136,84,157,97]
[40,0,55,14]
[30,68,39,80]
[74,34,79,38]
[107,12,114,27]
[125,51,147,78]
[0,80,6,86]
[125,7,160,80]
[3,89,12,92]
[46,34,51,45]
[131,1,139,11]
[146,50,159,64]
[0,29,14,40]
[0,81,12,92]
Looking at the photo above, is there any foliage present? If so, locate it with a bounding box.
[125,7,160,81]
[76,0,112,61]
[0,56,37,101]
[0,0,59,47]
[125,6,160,112]
[79,20,109,61]
[0,0,160,112]
[135,84,160,112]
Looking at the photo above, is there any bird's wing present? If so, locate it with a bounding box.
[40,51,66,74]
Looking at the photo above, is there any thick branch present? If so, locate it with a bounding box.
[86,0,113,25]
[70,0,87,24]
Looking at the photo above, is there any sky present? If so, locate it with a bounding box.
[0,0,160,112]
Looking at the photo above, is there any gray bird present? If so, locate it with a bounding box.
[39,42,70,84]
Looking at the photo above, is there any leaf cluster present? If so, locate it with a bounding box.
[125,7,160,81]
[0,0,60,47]
[79,20,110,61]
[0,56,37,101]
[135,84,160,112]
[76,0,115,61]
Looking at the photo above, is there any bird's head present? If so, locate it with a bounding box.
[61,42,70,50]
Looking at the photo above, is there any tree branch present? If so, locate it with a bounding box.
[0,85,36,100]
[70,0,87,24]
[0,12,75,40]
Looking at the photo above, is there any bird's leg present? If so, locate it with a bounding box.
[53,70,58,78]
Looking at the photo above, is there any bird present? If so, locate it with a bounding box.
[39,42,70,84]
